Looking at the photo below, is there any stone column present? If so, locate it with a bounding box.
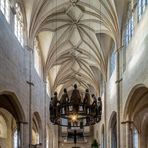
[20,123,24,148]
[104,81,107,148]
[115,45,124,148]
[121,121,132,148]
[116,49,121,148]
[43,80,47,148]
[26,45,34,148]
[126,122,131,148]
[17,122,26,148]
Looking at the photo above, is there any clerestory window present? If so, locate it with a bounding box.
[0,0,10,22]
[110,44,115,77]
[124,2,134,47]
[14,3,24,46]
[34,38,42,77]
[137,0,148,22]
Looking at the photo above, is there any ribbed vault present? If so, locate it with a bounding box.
[23,0,122,96]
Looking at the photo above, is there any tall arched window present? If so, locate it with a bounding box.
[32,113,41,145]
[34,38,42,77]
[137,0,148,22]
[32,129,39,145]
[133,128,138,148]
[46,78,51,96]
[0,0,10,22]
[125,16,134,47]
[111,114,117,148]
[14,3,24,46]
[125,2,134,47]
[13,130,18,148]
[101,125,105,148]
[110,44,115,77]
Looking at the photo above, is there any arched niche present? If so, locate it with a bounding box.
[0,91,26,148]
[108,111,117,148]
[101,124,105,148]
[123,84,148,148]
[0,91,26,122]
[32,112,43,145]
[32,129,39,145]
[0,108,17,148]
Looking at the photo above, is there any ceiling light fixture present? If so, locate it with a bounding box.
[49,84,102,127]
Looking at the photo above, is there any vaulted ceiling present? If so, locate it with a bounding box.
[22,0,126,96]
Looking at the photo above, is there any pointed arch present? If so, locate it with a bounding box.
[108,111,117,148]
[0,90,26,122]
[123,84,148,120]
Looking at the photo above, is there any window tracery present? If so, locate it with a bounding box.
[14,3,24,46]
[125,2,134,47]
[124,0,147,47]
